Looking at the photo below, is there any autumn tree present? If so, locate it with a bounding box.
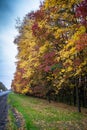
[11,0,87,110]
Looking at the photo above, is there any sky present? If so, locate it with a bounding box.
[0,0,42,89]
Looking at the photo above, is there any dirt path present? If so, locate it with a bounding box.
[0,94,8,130]
[11,107,26,130]
[0,93,26,130]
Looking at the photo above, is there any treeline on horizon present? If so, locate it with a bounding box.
[11,0,87,110]
[0,82,7,91]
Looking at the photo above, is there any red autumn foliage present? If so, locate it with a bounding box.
[76,33,87,51]
[73,58,82,67]
[39,52,56,72]
[75,0,87,26]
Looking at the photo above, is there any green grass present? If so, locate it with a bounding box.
[8,92,87,130]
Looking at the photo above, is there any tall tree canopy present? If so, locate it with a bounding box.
[12,0,87,103]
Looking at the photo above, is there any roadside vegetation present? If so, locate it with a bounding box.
[8,93,87,130]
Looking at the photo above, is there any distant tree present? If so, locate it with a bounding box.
[0,82,7,91]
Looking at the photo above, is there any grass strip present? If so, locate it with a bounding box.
[8,92,86,130]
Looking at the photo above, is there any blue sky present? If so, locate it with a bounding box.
[0,0,42,89]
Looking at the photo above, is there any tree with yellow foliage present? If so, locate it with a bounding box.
[11,0,87,111]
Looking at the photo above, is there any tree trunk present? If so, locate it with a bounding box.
[76,76,81,112]
[73,87,76,106]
